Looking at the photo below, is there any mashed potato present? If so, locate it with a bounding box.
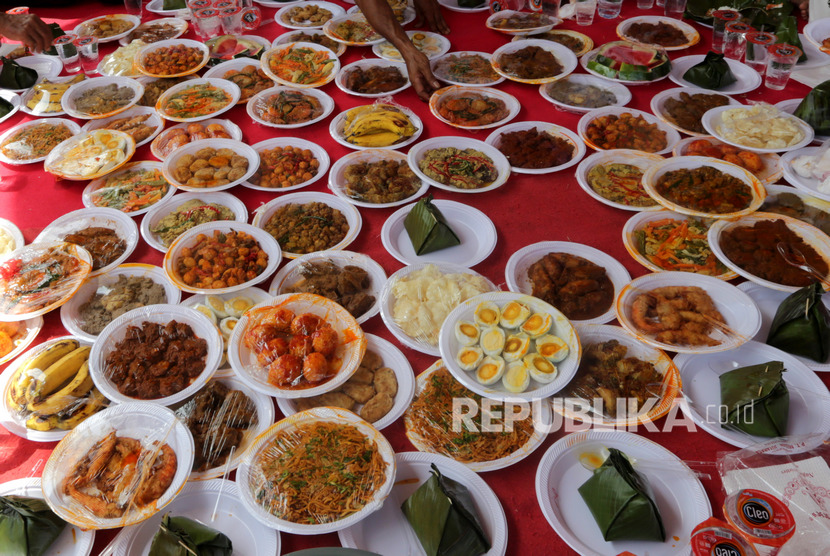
[390,264,492,346]
[716,104,805,150]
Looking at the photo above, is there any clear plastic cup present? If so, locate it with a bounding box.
[124,0,143,19]
[766,43,802,90]
[187,0,211,18]
[744,32,776,75]
[597,0,621,18]
[542,0,561,17]
[655,0,665,7]
[194,7,222,39]
[220,5,243,35]
[5,7,29,14]
[213,0,235,7]
[664,0,686,18]
[574,0,596,24]
[53,34,80,73]
[488,0,526,12]
[712,9,740,53]
[724,21,754,60]
[637,0,654,9]
[73,35,99,75]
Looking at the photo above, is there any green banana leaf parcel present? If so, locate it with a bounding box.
[148,514,233,556]
[795,82,830,140]
[404,195,461,255]
[577,448,666,542]
[766,282,830,363]
[720,361,789,437]
[682,52,737,90]
[0,495,67,556]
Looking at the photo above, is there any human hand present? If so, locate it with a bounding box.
[0,13,52,54]
[413,0,450,34]
[402,47,441,101]
[791,0,809,20]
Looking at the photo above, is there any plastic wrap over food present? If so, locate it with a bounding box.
[41,402,193,529]
[249,87,328,126]
[237,407,395,532]
[0,242,92,320]
[233,293,365,397]
[716,104,806,150]
[24,74,86,115]
[383,263,496,348]
[88,164,170,213]
[1,337,108,440]
[152,120,234,159]
[174,377,273,478]
[555,326,681,426]
[279,251,385,322]
[35,208,138,274]
[100,40,146,76]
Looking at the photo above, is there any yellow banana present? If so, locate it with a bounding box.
[347,115,406,138]
[26,346,91,403]
[27,360,93,414]
[7,339,80,407]
[348,130,406,148]
[56,390,108,430]
[344,105,377,125]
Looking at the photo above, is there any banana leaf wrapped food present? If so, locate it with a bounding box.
[577,448,666,542]
[0,96,14,118]
[401,463,491,556]
[720,360,789,437]
[0,58,37,90]
[163,0,187,9]
[766,282,830,363]
[775,16,806,63]
[794,80,830,136]
[404,195,461,255]
[148,514,233,556]
[682,52,737,90]
[0,495,67,556]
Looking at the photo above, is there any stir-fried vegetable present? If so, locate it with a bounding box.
[268,45,336,85]
[635,217,728,276]
[91,168,169,212]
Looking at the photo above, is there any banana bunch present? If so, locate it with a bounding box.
[344,104,417,148]
[5,338,108,432]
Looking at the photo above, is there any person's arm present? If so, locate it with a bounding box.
[354,0,447,101]
[0,13,52,54]
[790,0,808,20]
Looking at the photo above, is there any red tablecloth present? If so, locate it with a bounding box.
[0,1,827,554]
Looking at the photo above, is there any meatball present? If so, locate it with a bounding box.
[268,353,303,386]
[290,313,326,336]
[244,324,279,351]
[303,352,330,383]
[311,327,338,357]
[255,337,289,366]
[289,334,314,358]
[263,308,294,332]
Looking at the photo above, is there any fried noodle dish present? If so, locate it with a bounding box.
[252,421,387,524]
[405,366,535,463]
[63,431,177,519]
[629,286,726,346]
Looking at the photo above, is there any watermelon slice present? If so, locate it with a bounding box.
[587,41,671,81]
[206,35,264,64]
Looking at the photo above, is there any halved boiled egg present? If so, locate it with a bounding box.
[479,326,505,356]
[523,353,558,384]
[475,355,505,385]
[219,316,239,338]
[502,362,530,393]
[502,333,530,362]
[520,312,552,338]
[455,320,480,346]
[456,345,484,371]
[499,301,530,329]
[536,334,569,363]
[192,303,217,325]
[205,295,228,318]
[225,296,255,317]
[578,446,611,471]
[474,301,500,327]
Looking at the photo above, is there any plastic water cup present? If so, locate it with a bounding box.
[712,9,740,52]
[74,36,99,74]
[187,0,211,18]
[637,0,654,9]
[597,0,621,18]
[744,32,776,75]
[765,43,801,90]
[542,0,561,17]
[723,21,754,60]
[219,5,243,35]
[194,7,222,39]
[655,0,665,7]
[574,0,596,24]
[124,0,143,19]
[664,0,686,18]
[53,34,80,73]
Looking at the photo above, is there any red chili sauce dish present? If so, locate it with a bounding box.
[243,305,343,389]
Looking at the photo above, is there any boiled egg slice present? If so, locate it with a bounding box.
[474,301,500,327]
[225,295,255,318]
[219,316,239,339]
[578,446,611,471]
[456,345,484,371]
[520,312,552,338]
[455,320,480,346]
[192,303,218,325]
[536,334,569,363]
[502,362,530,393]
[499,301,530,329]
[523,353,558,384]
[205,295,228,318]
[479,326,505,356]
[475,355,505,385]
[502,333,530,362]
